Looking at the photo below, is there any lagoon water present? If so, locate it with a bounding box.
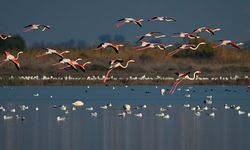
[0,85,250,150]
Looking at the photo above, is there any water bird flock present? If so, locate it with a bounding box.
[0,15,245,94]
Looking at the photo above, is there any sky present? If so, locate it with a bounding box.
[1,0,250,46]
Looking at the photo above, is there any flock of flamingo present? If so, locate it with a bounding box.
[0,16,245,94]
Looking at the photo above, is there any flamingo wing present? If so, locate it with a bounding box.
[229,42,240,49]
[67,62,78,72]
[75,64,86,72]
[10,59,20,71]
[110,45,119,54]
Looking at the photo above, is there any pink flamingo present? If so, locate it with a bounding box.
[0,33,12,40]
[169,71,201,95]
[104,59,135,83]
[23,24,50,32]
[115,18,144,27]
[95,42,124,54]
[0,51,23,70]
[168,42,206,56]
[213,40,243,49]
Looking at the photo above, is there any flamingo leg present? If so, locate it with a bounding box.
[136,46,150,51]
[115,22,126,28]
[58,65,71,70]
[103,69,113,83]
[0,60,7,65]
[169,79,183,95]
[23,28,34,32]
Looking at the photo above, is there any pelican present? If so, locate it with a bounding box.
[148,16,176,22]
[116,18,144,27]
[136,32,167,41]
[0,33,12,40]
[95,42,124,54]
[0,51,23,70]
[104,59,135,83]
[169,71,201,95]
[36,48,70,58]
[168,42,206,56]
[23,24,50,32]
[213,40,243,49]
[72,100,84,107]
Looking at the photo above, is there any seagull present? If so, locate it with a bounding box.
[213,40,243,49]
[95,42,124,54]
[0,33,12,40]
[148,16,176,22]
[168,42,206,56]
[104,59,135,83]
[23,24,50,32]
[136,32,167,41]
[0,51,23,70]
[169,71,201,95]
[116,18,144,27]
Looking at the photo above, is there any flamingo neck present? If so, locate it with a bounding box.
[16,52,22,59]
[186,71,200,80]
[190,43,204,50]
[119,60,133,68]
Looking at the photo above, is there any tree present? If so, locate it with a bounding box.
[0,35,27,50]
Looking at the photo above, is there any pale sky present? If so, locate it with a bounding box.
[1,0,250,46]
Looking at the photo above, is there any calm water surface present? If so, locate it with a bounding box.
[0,85,250,150]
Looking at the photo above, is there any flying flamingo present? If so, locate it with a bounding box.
[192,27,220,35]
[135,42,172,51]
[95,42,124,54]
[23,24,50,32]
[172,32,200,39]
[59,58,92,72]
[115,18,144,27]
[136,32,167,41]
[169,71,201,95]
[213,40,243,49]
[148,16,176,22]
[168,42,206,56]
[0,33,12,40]
[36,48,70,58]
[104,59,135,83]
[52,58,78,72]
[0,51,23,70]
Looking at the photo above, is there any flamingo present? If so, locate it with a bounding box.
[136,42,172,51]
[104,59,135,83]
[169,71,201,95]
[23,24,50,32]
[172,32,200,39]
[0,51,23,70]
[52,58,78,72]
[136,32,167,41]
[148,16,176,22]
[0,33,12,40]
[95,42,124,54]
[59,58,92,72]
[192,27,219,35]
[213,40,243,49]
[168,42,206,56]
[36,48,70,58]
[115,18,144,27]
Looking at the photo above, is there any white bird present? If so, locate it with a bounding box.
[118,112,126,117]
[86,107,94,111]
[72,100,84,107]
[134,113,143,117]
[123,104,131,112]
[100,105,108,110]
[194,111,201,116]
[0,51,23,70]
[33,93,39,97]
[57,116,66,122]
[3,115,13,120]
[160,89,166,96]
[155,113,165,117]
[163,114,170,119]
[238,110,246,115]
[224,104,230,109]
[136,32,167,41]
[208,112,215,117]
[160,107,167,112]
[184,104,190,108]
[247,113,250,117]
[90,112,98,117]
